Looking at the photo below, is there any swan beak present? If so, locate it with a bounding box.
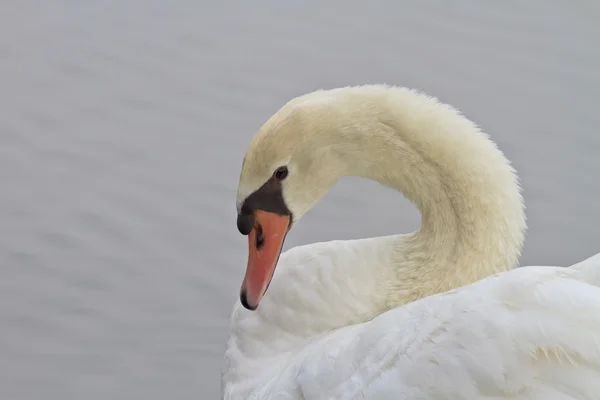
[240,210,290,310]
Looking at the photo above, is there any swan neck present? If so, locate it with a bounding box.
[322,87,526,305]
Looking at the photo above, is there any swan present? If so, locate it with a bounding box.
[222,85,600,399]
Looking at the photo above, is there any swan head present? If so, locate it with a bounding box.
[235,95,344,310]
[233,85,526,311]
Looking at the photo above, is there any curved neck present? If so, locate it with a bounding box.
[320,86,526,310]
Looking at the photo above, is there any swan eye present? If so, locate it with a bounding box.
[273,166,288,181]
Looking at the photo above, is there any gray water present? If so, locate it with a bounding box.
[1,1,599,399]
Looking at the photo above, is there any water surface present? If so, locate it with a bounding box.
[1,1,599,398]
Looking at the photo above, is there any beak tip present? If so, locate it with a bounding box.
[240,289,258,311]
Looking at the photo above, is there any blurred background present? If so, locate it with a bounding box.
[1,1,599,399]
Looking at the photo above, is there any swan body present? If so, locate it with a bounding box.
[222,85,600,399]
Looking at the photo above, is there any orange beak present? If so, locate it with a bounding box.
[240,210,290,310]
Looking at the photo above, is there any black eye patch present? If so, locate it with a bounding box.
[236,174,293,234]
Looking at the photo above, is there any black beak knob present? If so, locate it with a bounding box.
[237,213,254,235]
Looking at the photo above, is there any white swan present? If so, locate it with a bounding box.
[222,85,600,399]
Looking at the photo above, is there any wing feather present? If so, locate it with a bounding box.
[294,260,600,399]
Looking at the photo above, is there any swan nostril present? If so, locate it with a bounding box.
[255,224,265,250]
